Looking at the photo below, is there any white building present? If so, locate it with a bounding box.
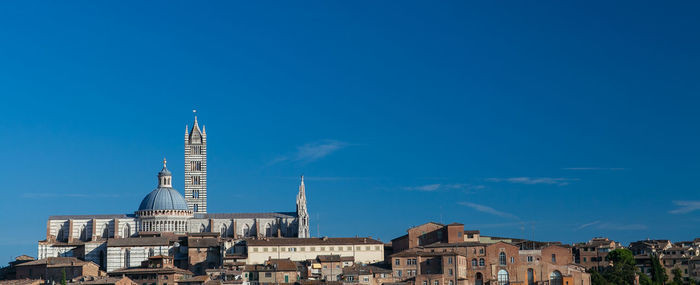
[38,116,310,272]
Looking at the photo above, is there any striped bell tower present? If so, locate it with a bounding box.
[185,112,207,213]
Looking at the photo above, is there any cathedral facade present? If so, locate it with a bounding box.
[37,116,310,271]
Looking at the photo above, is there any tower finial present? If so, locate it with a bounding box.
[163,157,167,168]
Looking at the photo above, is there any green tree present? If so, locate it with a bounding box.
[650,255,668,285]
[669,268,683,285]
[61,269,67,285]
[639,272,653,285]
[607,248,636,266]
[601,249,637,285]
[589,269,612,285]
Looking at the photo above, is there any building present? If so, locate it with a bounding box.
[244,237,384,265]
[38,116,310,272]
[303,255,354,281]
[69,276,138,285]
[107,255,193,285]
[14,257,101,283]
[572,237,621,271]
[341,264,395,285]
[244,259,301,284]
[630,239,673,276]
[390,222,590,285]
[0,256,37,280]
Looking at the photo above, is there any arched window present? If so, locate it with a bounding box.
[194,204,199,212]
[243,224,251,237]
[471,258,477,267]
[79,225,87,241]
[497,269,509,285]
[550,270,563,285]
[527,268,535,285]
[123,224,131,238]
[57,228,65,242]
[265,223,272,237]
[220,225,227,237]
[475,272,483,285]
[479,258,485,266]
[148,248,155,257]
[102,224,109,238]
[499,252,507,265]
[123,249,130,268]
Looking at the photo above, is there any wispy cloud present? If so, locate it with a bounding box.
[403,184,485,192]
[486,177,578,186]
[563,167,625,171]
[575,221,600,231]
[596,223,647,231]
[574,220,646,231]
[22,193,120,199]
[669,201,700,214]
[270,140,348,165]
[458,202,519,220]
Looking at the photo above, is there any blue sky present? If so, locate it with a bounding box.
[1,1,699,263]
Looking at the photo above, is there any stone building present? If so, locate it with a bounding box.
[572,237,621,272]
[107,255,193,285]
[14,257,101,283]
[37,116,310,273]
[245,237,384,265]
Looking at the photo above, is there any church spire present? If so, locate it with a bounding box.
[296,175,310,238]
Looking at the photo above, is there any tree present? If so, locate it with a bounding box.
[61,269,67,285]
[650,255,668,285]
[639,272,653,285]
[607,248,636,266]
[589,269,612,285]
[668,268,683,285]
[600,249,637,285]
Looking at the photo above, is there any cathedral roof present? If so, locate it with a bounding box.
[138,187,188,211]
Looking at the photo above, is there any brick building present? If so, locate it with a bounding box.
[572,238,620,272]
[14,257,101,283]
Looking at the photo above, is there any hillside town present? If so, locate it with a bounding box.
[1,117,697,285]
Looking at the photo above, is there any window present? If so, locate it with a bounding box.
[551,254,556,263]
[449,281,454,285]
[499,252,507,266]
[527,256,533,262]
[511,257,514,264]
[497,269,509,285]
[448,268,453,276]
[265,273,272,278]
[363,277,369,282]
[479,258,485,266]
[583,257,587,262]
[396,259,401,265]
[347,276,355,281]
[550,270,562,285]
[434,280,440,285]
[194,204,199,212]
[479,248,484,254]
[448,257,453,264]
[422,282,427,285]
[289,247,297,252]
[397,270,402,277]
[472,258,477,266]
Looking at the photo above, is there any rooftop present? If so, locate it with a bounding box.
[246,237,383,246]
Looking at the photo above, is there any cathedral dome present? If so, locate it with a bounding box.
[138,187,188,211]
[138,159,188,211]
